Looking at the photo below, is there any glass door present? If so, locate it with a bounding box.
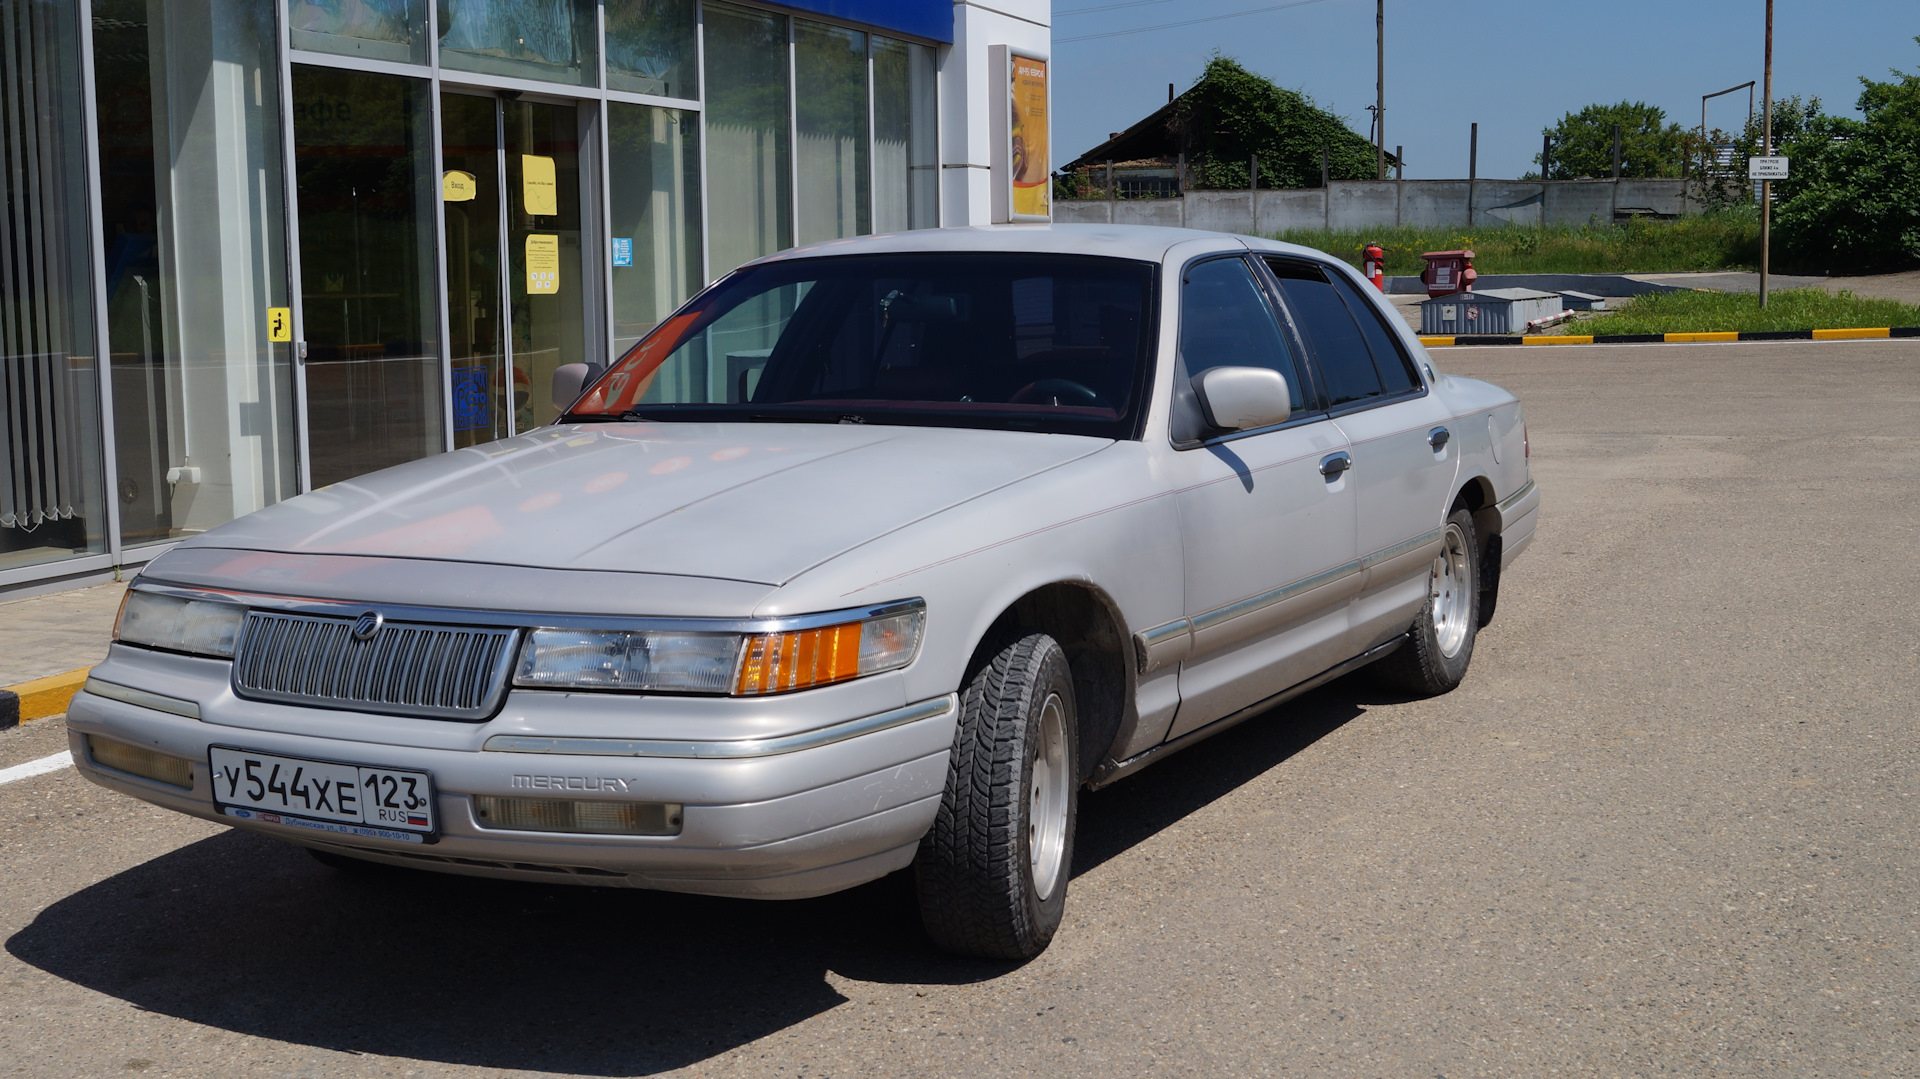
[441,92,509,448]
[503,99,586,433]
[291,66,443,489]
[440,94,586,443]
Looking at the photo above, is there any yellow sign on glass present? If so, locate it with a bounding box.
[266,307,291,342]
[521,155,557,216]
[442,170,477,202]
[526,234,560,295]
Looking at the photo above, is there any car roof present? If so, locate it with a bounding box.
[744,223,1338,268]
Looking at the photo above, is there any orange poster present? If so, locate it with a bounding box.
[1009,54,1049,219]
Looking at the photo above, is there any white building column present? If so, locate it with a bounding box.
[939,1,1051,226]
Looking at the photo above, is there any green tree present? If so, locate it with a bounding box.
[1772,39,1920,270]
[1535,101,1687,179]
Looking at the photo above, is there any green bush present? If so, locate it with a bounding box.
[1275,213,1761,276]
[1771,39,1920,271]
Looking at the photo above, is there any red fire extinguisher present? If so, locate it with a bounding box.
[1363,242,1386,292]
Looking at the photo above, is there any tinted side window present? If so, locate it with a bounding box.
[1265,259,1382,407]
[1330,271,1420,395]
[1179,256,1307,414]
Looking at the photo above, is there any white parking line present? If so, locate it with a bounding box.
[0,751,73,786]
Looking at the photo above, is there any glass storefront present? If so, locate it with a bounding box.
[3,0,948,590]
[93,0,299,547]
[293,66,444,488]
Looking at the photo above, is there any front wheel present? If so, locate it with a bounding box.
[1375,507,1480,695]
[916,631,1078,960]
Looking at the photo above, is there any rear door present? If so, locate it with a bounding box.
[1262,257,1458,653]
[1162,255,1357,739]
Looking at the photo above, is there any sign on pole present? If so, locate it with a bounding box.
[1748,156,1789,180]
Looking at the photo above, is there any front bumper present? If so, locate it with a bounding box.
[68,646,955,899]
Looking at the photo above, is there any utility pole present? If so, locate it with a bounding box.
[1376,0,1386,181]
[1760,0,1774,308]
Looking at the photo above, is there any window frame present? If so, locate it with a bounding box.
[1169,252,1331,452]
[1256,255,1429,421]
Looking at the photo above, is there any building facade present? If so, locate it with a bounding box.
[0,0,1052,594]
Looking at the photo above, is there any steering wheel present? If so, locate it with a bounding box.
[1010,378,1107,409]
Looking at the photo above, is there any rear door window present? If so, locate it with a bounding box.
[1263,259,1383,408]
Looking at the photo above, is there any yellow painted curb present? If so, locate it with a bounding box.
[1523,335,1595,345]
[1663,331,1741,343]
[1811,327,1890,340]
[1418,336,1455,347]
[5,667,92,722]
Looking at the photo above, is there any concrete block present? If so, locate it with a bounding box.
[1255,189,1325,234]
[1401,181,1471,228]
[1185,191,1253,234]
[1545,181,1615,226]
[1327,182,1399,232]
[1113,199,1185,228]
[1054,200,1113,224]
[1615,179,1687,217]
[1475,182,1544,227]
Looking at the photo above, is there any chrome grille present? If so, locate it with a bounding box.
[232,611,519,721]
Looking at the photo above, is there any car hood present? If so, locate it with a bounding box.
[182,423,1111,586]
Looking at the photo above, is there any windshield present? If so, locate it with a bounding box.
[566,252,1158,438]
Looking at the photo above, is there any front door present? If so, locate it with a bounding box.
[1164,255,1359,740]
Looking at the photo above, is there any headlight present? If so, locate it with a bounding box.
[114,588,246,658]
[514,604,924,696]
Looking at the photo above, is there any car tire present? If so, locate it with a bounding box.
[1375,506,1480,696]
[915,631,1078,961]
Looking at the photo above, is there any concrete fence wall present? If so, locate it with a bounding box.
[1057,178,1692,233]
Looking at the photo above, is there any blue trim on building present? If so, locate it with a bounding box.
[777,0,952,42]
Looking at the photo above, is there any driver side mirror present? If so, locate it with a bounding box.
[1191,366,1291,432]
[551,362,605,411]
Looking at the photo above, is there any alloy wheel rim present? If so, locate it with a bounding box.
[1027,692,1069,902]
[1430,522,1473,658]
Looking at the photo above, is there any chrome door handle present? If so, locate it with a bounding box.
[1319,451,1351,478]
[1428,426,1451,449]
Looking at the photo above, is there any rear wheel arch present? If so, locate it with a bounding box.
[972,581,1135,784]
[1453,475,1503,627]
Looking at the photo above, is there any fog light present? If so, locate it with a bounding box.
[472,795,682,836]
[87,735,194,790]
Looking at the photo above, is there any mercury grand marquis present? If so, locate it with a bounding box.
[70,224,1538,959]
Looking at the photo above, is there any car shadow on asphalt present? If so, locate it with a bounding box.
[6,675,1380,1075]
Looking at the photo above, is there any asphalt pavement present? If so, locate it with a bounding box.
[2,338,1915,1077]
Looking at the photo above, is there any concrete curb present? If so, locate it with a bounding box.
[0,667,92,729]
[1420,326,1920,348]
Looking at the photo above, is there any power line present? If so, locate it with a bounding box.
[1056,0,1185,16]
[1055,0,1346,44]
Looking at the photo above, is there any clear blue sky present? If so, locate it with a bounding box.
[1052,0,1919,179]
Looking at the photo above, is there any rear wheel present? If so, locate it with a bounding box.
[1375,507,1480,695]
[916,632,1078,960]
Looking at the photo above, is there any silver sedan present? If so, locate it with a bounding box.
[70,224,1537,959]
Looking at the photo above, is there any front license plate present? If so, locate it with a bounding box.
[209,746,436,843]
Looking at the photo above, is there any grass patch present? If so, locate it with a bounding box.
[1275,211,1760,276]
[1574,288,1920,334]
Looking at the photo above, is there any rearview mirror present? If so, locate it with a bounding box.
[1191,366,1291,431]
[551,362,604,411]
